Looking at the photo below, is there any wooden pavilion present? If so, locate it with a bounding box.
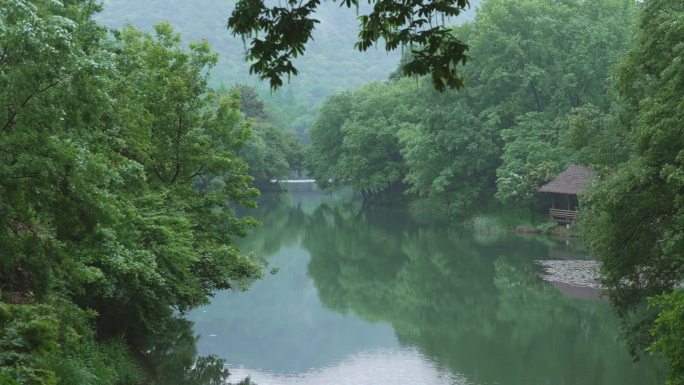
[539,165,595,224]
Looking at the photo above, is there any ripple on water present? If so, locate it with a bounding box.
[225,347,471,385]
[535,259,601,289]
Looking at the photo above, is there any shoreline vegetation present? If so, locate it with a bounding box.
[464,211,578,237]
[302,0,683,380]
[0,2,260,384]
[2,0,683,384]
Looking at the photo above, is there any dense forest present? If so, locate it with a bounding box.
[305,1,683,383]
[0,1,260,383]
[97,0,404,139]
[308,0,635,214]
[1,0,683,384]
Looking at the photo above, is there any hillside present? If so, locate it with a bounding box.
[97,0,479,134]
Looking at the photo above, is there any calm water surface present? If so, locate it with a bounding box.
[187,192,664,385]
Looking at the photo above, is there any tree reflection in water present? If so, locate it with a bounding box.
[138,317,253,385]
[172,193,663,385]
[303,202,664,385]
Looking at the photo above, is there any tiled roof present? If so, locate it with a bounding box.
[539,165,595,195]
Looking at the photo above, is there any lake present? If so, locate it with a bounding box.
[187,191,664,385]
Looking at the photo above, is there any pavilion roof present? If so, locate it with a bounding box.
[539,165,595,195]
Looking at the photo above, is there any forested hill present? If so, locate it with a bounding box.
[97,0,479,132]
[97,0,402,102]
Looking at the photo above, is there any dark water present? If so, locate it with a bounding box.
[187,192,665,385]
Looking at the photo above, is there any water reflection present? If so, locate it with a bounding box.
[235,193,309,257]
[183,192,664,385]
[139,317,248,385]
[226,348,468,385]
[189,245,398,373]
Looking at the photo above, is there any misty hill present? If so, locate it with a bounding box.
[99,1,479,100]
[97,0,480,134]
[98,1,394,102]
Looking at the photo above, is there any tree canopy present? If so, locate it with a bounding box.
[233,84,305,186]
[581,2,684,382]
[307,0,636,215]
[228,0,471,91]
[1,1,262,383]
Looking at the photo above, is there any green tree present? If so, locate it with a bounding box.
[582,2,684,381]
[306,0,636,214]
[239,122,291,186]
[467,0,637,207]
[495,113,568,209]
[233,84,306,186]
[336,83,409,200]
[81,23,262,338]
[0,0,114,300]
[234,84,267,120]
[648,291,684,385]
[564,104,632,169]
[308,82,411,200]
[1,2,263,383]
[306,92,353,190]
[399,94,497,216]
[228,0,471,91]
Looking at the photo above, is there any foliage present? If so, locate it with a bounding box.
[399,97,498,214]
[306,92,353,190]
[306,0,636,216]
[97,0,412,138]
[564,104,632,169]
[0,302,140,385]
[535,221,557,235]
[82,22,262,338]
[495,114,568,207]
[234,85,306,186]
[308,82,412,199]
[0,0,112,300]
[228,0,471,91]
[581,2,684,379]
[470,0,637,207]
[239,124,289,185]
[647,290,684,385]
[233,84,267,120]
[1,1,263,383]
[335,83,409,199]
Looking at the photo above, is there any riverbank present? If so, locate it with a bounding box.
[465,210,580,238]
